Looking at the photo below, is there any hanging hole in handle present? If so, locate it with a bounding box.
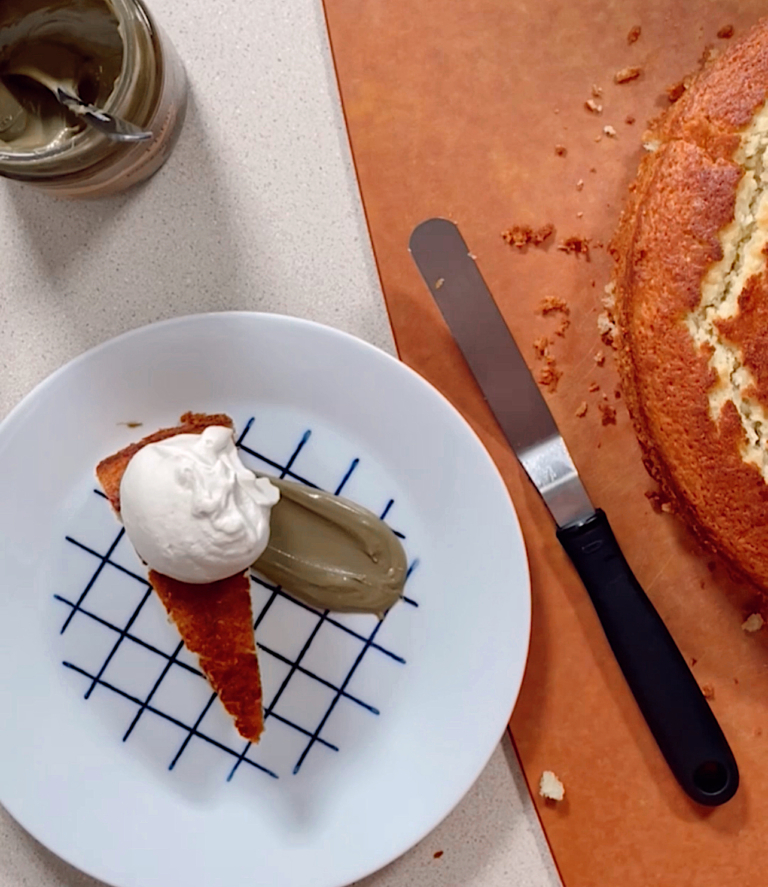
[693,760,729,795]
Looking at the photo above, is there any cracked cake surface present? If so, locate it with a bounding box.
[612,17,768,593]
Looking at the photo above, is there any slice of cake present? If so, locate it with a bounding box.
[97,412,265,743]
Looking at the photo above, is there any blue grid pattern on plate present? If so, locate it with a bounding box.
[54,417,419,782]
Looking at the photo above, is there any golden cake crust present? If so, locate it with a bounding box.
[612,18,768,594]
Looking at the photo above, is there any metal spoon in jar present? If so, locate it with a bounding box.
[2,65,152,143]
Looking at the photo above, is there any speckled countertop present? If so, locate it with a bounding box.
[0,1,561,885]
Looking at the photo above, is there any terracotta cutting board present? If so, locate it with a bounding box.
[321,1,768,885]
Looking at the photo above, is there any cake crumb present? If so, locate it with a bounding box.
[588,381,600,393]
[434,277,444,290]
[625,114,636,125]
[597,311,617,347]
[690,657,698,667]
[645,490,668,516]
[502,226,530,248]
[594,135,602,142]
[742,613,765,633]
[576,179,584,191]
[539,770,565,802]
[502,223,554,248]
[666,80,686,103]
[601,282,617,312]
[717,24,734,39]
[590,167,597,173]
[119,421,144,428]
[661,501,673,513]
[433,851,444,860]
[532,223,555,244]
[595,350,606,366]
[599,403,617,425]
[576,211,584,218]
[603,125,617,138]
[555,144,567,156]
[585,98,603,114]
[699,43,719,67]
[701,683,715,700]
[538,295,570,316]
[575,401,588,418]
[557,236,590,258]
[533,336,551,359]
[627,24,641,44]
[614,66,642,84]
[555,316,571,337]
[591,84,603,98]
[614,387,621,399]
[538,360,562,392]
[646,490,665,513]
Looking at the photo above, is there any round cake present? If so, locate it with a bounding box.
[612,18,768,593]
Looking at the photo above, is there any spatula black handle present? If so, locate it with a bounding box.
[557,509,739,806]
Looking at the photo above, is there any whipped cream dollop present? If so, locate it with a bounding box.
[120,426,280,584]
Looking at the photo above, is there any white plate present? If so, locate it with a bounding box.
[0,313,530,887]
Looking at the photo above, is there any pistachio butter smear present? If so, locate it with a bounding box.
[257,476,408,618]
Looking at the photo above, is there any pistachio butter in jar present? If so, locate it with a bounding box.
[0,0,187,197]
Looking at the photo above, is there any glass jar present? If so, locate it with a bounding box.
[0,0,187,197]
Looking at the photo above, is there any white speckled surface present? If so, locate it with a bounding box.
[0,1,562,885]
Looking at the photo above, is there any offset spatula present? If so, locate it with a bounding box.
[409,217,739,806]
